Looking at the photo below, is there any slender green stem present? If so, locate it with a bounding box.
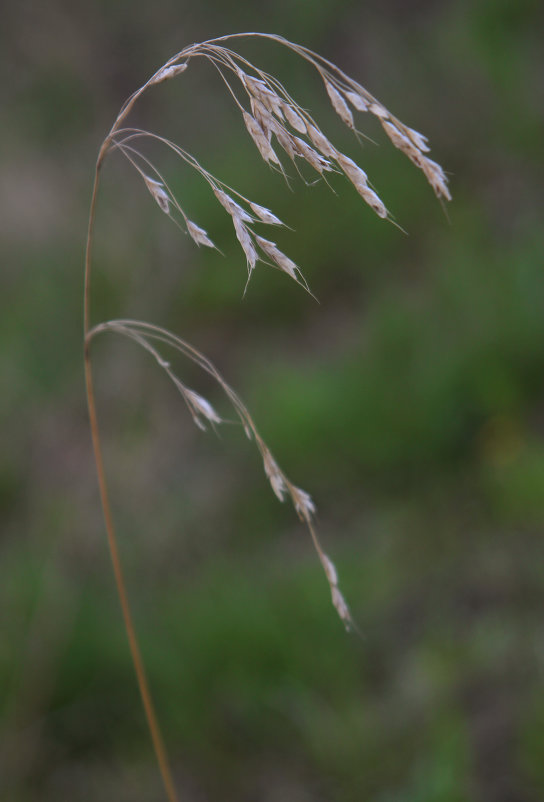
[84,149,180,802]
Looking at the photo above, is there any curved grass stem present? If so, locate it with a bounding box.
[84,155,180,802]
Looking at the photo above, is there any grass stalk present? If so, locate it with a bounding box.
[84,32,449,799]
[84,156,180,802]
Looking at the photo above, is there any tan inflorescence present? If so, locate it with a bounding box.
[92,33,451,629]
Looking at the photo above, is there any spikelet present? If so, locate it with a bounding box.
[368,101,389,119]
[232,217,258,274]
[241,73,284,119]
[290,486,316,523]
[213,188,254,223]
[143,176,170,214]
[324,80,355,130]
[344,90,369,112]
[255,236,299,282]
[306,123,337,159]
[182,388,222,430]
[150,63,188,84]
[336,153,388,218]
[243,112,281,166]
[282,102,307,134]
[380,120,450,200]
[262,449,287,501]
[250,97,274,142]
[269,119,298,162]
[320,554,352,630]
[249,203,284,226]
[186,220,216,248]
[292,136,334,174]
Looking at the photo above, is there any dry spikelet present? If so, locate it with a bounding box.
[404,125,430,153]
[324,80,355,129]
[319,553,352,629]
[321,554,338,586]
[150,62,188,84]
[143,175,170,214]
[379,121,450,200]
[282,102,307,134]
[255,236,299,282]
[336,152,368,186]
[249,203,284,226]
[420,158,451,201]
[292,136,334,174]
[262,449,287,501]
[290,486,316,523]
[186,220,216,248]
[213,187,254,223]
[381,119,418,154]
[269,119,298,162]
[344,89,369,112]
[359,185,388,219]
[250,97,274,141]
[306,123,337,159]
[336,152,388,217]
[331,586,351,628]
[242,74,284,118]
[242,111,281,165]
[232,216,258,273]
[368,101,389,119]
[182,388,222,430]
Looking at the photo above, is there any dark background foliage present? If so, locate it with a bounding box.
[1,0,543,799]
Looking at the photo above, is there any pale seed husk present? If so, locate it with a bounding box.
[186,220,216,248]
[151,63,188,84]
[143,176,170,214]
[243,112,281,165]
[213,188,253,223]
[307,123,337,159]
[255,236,298,281]
[282,102,307,134]
[344,90,369,112]
[324,80,355,129]
[249,203,284,226]
[292,136,333,174]
[233,216,258,271]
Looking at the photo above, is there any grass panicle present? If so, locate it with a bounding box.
[84,32,450,801]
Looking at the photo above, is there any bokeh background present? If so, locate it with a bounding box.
[2,1,543,800]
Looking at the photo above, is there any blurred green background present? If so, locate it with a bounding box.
[2,0,543,800]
